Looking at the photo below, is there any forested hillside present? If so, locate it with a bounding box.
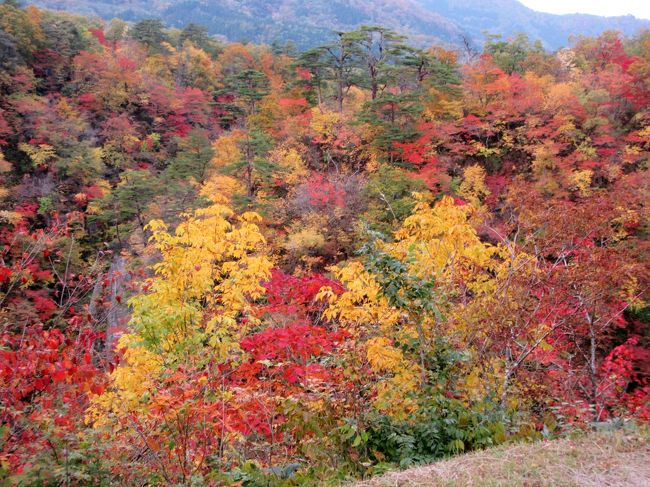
[0,2,649,485]
[27,0,650,50]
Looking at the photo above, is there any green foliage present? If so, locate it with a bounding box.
[225,128,272,199]
[366,395,506,468]
[165,129,214,183]
[91,169,162,241]
[179,23,209,49]
[357,91,423,162]
[484,32,544,75]
[130,18,169,52]
[216,69,270,123]
[363,166,428,233]
[0,1,42,59]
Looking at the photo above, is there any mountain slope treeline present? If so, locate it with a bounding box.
[26,0,650,50]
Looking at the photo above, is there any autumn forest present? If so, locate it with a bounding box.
[0,2,649,485]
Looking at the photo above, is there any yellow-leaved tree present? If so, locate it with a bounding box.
[202,130,247,202]
[457,164,490,208]
[318,195,522,417]
[268,145,308,185]
[88,197,273,425]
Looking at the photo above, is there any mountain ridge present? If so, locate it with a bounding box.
[25,0,650,50]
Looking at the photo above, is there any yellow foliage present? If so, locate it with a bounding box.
[365,339,419,418]
[319,261,400,334]
[210,130,244,172]
[373,371,419,419]
[638,125,650,141]
[389,195,507,296]
[310,108,341,142]
[457,165,490,207]
[471,141,501,159]
[569,169,593,196]
[87,334,162,427]
[462,359,504,403]
[366,337,405,373]
[175,41,222,91]
[248,94,283,130]
[576,141,597,160]
[285,225,326,255]
[141,53,173,80]
[142,203,272,318]
[346,86,369,112]
[423,87,463,121]
[19,143,56,166]
[0,210,21,223]
[268,146,308,184]
[319,262,417,418]
[201,174,245,203]
[543,82,577,112]
[316,195,524,415]
[531,145,556,174]
[218,43,256,77]
[90,201,273,426]
[0,151,11,173]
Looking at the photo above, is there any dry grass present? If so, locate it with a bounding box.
[354,429,650,487]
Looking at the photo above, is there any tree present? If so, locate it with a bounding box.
[88,199,273,482]
[178,23,209,50]
[363,164,427,234]
[357,90,423,164]
[215,69,270,127]
[312,33,359,112]
[345,26,409,100]
[484,33,545,75]
[92,170,161,245]
[0,210,110,483]
[130,19,169,53]
[293,48,327,107]
[0,2,43,60]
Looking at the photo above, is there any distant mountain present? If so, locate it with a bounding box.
[26,0,650,50]
[424,0,650,49]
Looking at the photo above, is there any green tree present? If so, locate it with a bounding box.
[164,128,214,184]
[105,18,128,45]
[178,22,222,57]
[311,32,359,112]
[484,32,545,75]
[215,69,269,127]
[0,1,43,60]
[0,28,21,72]
[237,128,272,200]
[293,47,328,106]
[357,91,423,164]
[345,26,410,100]
[363,165,427,234]
[130,18,169,52]
[92,169,161,245]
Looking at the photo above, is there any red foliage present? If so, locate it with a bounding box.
[89,28,107,47]
[305,173,346,209]
[262,268,344,314]
[240,322,348,384]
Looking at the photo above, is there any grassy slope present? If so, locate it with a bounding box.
[355,429,650,487]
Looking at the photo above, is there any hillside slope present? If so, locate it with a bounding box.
[26,0,650,50]
[426,0,650,49]
[25,0,464,49]
[356,430,650,487]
